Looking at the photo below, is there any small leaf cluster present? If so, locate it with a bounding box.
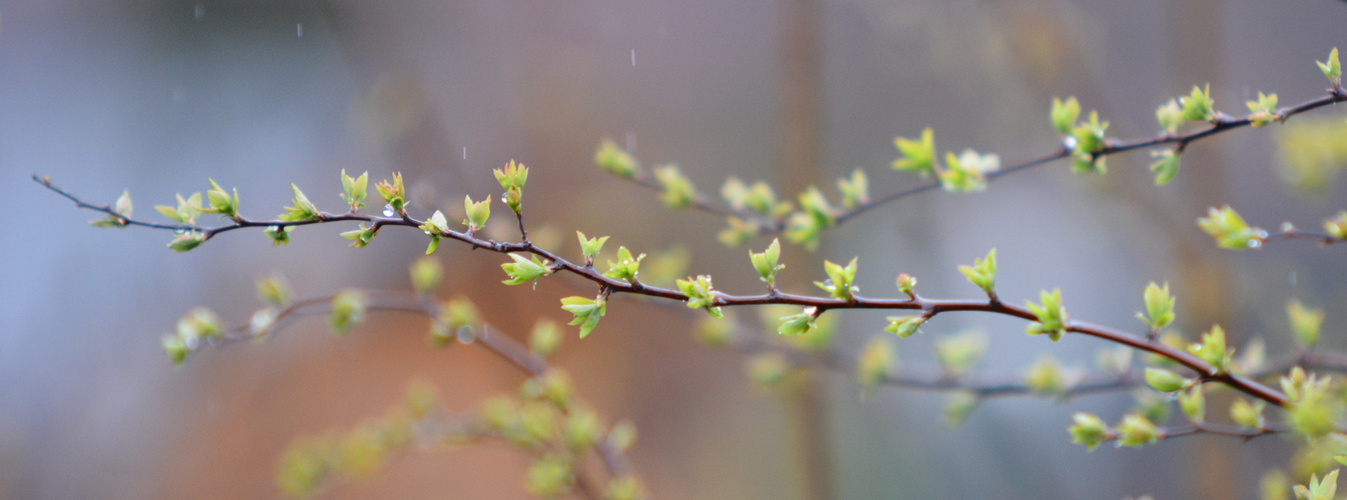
[494,160,529,213]
[1197,205,1266,250]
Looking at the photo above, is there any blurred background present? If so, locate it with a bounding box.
[2,0,1345,498]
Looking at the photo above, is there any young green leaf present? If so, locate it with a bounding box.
[167,231,206,252]
[1294,469,1339,500]
[256,274,293,306]
[493,160,528,213]
[1148,150,1180,186]
[1229,397,1266,429]
[594,139,640,179]
[1115,413,1157,447]
[1144,367,1190,393]
[576,231,610,265]
[654,164,696,209]
[836,169,869,208]
[264,225,293,246]
[1246,92,1279,127]
[1180,84,1214,123]
[958,248,997,297]
[1051,96,1081,135]
[676,275,723,318]
[892,127,936,173]
[814,257,859,300]
[1197,205,1266,250]
[749,238,785,285]
[1024,355,1065,395]
[884,315,925,338]
[777,310,816,336]
[375,172,406,212]
[1067,412,1110,451]
[1025,288,1068,341]
[603,246,646,283]
[329,289,367,337]
[560,296,606,338]
[462,195,491,231]
[1136,282,1176,331]
[938,150,1000,193]
[501,254,553,287]
[1287,299,1325,347]
[1155,99,1183,134]
[203,179,239,218]
[1187,325,1231,372]
[1318,47,1342,87]
[340,223,378,248]
[340,169,369,211]
[279,184,320,222]
[1178,386,1205,423]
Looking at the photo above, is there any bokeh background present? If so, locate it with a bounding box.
[2,1,1345,498]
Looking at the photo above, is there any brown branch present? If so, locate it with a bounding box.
[37,175,1291,407]
[608,88,1347,235]
[188,289,636,495]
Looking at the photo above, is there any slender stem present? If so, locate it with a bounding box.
[38,176,1292,406]
[608,89,1347,235]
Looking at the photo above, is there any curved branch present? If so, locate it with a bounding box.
[37,175,1290,407]
[609,88,1347,235]
[187,289,637,493]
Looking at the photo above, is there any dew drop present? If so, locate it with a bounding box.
[457,325,477,344]
[803,306,818,316]
[296,23,303,37]
[194,3,205,20]
[1281,222,1295,232]
[1256,229,1269,239]
[383,204,395,217]
[173,229,187,235]
[1247,239,1262,249]
[1062,136,1078,150]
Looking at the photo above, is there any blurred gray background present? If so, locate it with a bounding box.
[1,0,1345,498]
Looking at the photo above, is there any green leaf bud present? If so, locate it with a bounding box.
[1071,110,1110,157]
[91,189,135,227]
[167,231,206,252]
[892,127,936,173]
[430,296,480,347]
[279,184,320,222]
[958,248,997,297]
[524,455,573,498]
[576,231,610,265]
[1116,413,1158,447]
[654,164,697,210]
[783,211,823,251]
[461,195,491,231]
[529,319,563,358]
[1137,282,1176,331]
[1180,84,1215,123]
[1288,299,1325,347]
[942,390,979,429]
[815,257,859,300]
[501,253,553,287]
[594,139,639,178]
[339,169,369,210]
[560,295,606,338]
[1156,99,1183,134]
[747,354,792,389]
[777,311,816,336]
[1187,325,1231,372]
[721,177,748,210]
[1197,205,1266,250]
[797,186,836,227]
[255,275,292,309]
[263,224,292,246]
[1025,288,1069,341]
[155,192,203,224]
[1024,355,1065,395]
[340,223,377,248]
[328,289,367,337]
[676,275,723,318]
[885,315,925,338]
[1149,149,1180,186]
[938,149,999,193]
[1324,211,1347,240]
[1246,92,1280,127]
[1144,367,1190,393]
[562,407,603,452]
[161,334,189,366]
[1051,96,1081,135]
[895,273,917,297]
[1068,412,1110,451]
[856,337,895,390]
[603,246,646,283]
[203,178,239,218]
[1294,469,1339,500]
[1178,385,1205,423]
[1318,47,1342,87]
[836,169,869,208]
[694,314,734,348]
[935,330,987,377]
[745,181,791,216]
[1230,397,1266,429]
[493,160,528,213]
[409,256,442,294]
[749,238,785,285]
[375,172,406,212]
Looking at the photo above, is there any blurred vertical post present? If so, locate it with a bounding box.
[778,0,832,499]
[1166,1,1234,498]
